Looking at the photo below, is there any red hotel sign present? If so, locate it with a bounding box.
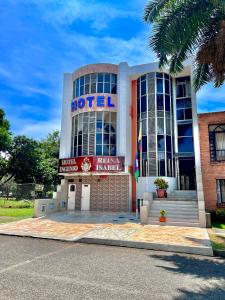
[59,156,125,173]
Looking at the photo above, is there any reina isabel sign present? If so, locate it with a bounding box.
[59,156,125,173]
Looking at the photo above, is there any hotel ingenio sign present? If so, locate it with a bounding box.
[59,156,125,173]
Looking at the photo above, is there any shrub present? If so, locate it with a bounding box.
[160,209,166,217]
[154,178,169,190]
[216,209,225,222]
[46,191,54,199]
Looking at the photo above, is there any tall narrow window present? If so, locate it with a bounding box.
[209,124,225,161]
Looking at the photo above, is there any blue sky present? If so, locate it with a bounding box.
[0,0,225,139]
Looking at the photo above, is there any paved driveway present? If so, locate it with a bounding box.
[0,211,213,256]
[0,236,224,300]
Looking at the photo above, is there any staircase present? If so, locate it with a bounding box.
[148,190,200,227]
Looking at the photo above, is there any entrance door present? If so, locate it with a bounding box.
[179,158,196,190]
[81,184,90,211]
[68,184,76,210]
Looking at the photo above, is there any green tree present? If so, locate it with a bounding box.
[144,0,225,90]
[7,135,40,183]
[37,130,60,186]
[0,108,12,182]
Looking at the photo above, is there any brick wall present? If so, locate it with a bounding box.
[199,111,225,210]
[67,175,129,212]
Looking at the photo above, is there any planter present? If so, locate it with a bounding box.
[159,216,166,222]
[156,189,167,198]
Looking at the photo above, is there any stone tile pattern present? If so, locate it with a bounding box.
[69,175,129,212]
[199,112,225,209]
[0,213,211,248]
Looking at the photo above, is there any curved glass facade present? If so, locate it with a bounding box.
[137,72,174,177]
[71,111,117,157]
[73,73,117,98]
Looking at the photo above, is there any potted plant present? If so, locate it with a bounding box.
[154,178,169,198]
[159,209,167,222]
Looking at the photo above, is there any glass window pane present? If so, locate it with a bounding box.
[157,94,164,110]
[178,137,194,152]
[96,145,102,155]
[75,80,79,97]
[80,76,84,86]
[157,79,163,93]
[91,83,96,93]
[85,74,90,83]
[98,73,104,82]
[104,83,110,93]
[165,95,170,111]
[96,121,102,132]
[178,124,193,137]
[158,135,165,151]
[91,73,97,81]
[85,84,90,94]
[104,73,110,82]
[142,136,147,152]
[111,113,116,123]
[177,109,184,120]
[141,96,147,113]
[103,145,110,156]
[157,118,164,134]
[110,134,116,145]
[166,136,171,152]
[165,80,170,94]
[141,80,146,96]
[111,84,117,94]
[110,145,116,156]
[176,98,192,109]
[111,74,117,84]
[80,85,84,96]
[185,108,192,120]
[156,73,163,78]
[104,134,110,144]
[96,133,102,144]
[97,83,103,93]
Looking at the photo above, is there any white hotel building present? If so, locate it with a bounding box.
[55,61,206,227]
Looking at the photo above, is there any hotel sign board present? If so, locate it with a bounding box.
[59,156,125,173]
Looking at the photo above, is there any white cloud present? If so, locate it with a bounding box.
[29,0,138,32]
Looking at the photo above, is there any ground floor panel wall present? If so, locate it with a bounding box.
[67,175,130,212]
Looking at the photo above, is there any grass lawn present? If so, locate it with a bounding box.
[0,198,34,224]
[208,229,225,251]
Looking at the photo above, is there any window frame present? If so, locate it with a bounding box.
[209,124,225,162]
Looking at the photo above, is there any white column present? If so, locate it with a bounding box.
[59,73,73,159]
[191,72,206,227]
[117,62,131,167]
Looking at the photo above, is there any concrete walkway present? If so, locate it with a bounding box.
[0,211,213,256]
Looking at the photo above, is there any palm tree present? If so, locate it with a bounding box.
[144,0,225,90]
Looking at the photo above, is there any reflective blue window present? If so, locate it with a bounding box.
[177,109,185,120]
[178,137,194,152]
[104,134,110,144]
[96,145,102,155]
[157,79,163,93]
[156,73,163,78]
[166,136,172,152]
[104,83,110,93]
[158,135,165,151]
[104,73,110,82]
[176,98,192,109]
[141,96,147,113]
[98,73,104,82]
[165,95,170,111]
[178,124,193,137]
[165,80,170,94]
[97,83,103,93]
[157,94,164,110]
[142,136,147,152]
[96,133,102,144]
[103,145,110,156]
[141,80,146,96]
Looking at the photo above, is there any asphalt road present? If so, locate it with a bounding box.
[0,236,224,300]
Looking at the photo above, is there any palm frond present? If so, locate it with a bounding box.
[193,63,211,91]
[144,0,172,22]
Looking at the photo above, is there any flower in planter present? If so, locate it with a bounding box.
[160,209,166,217]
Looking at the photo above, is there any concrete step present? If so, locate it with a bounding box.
[148,219,200,228]
[150,211,199,217]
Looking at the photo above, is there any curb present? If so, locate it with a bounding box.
[78,237,214,257]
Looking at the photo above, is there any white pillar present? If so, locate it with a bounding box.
[59,73,73,159]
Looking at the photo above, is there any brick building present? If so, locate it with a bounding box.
[199,111,225,210]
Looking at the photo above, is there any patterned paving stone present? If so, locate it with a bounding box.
[0,212,212,254]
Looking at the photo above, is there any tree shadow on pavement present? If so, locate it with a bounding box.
[150,253,225,280]
[175,285,225,300]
